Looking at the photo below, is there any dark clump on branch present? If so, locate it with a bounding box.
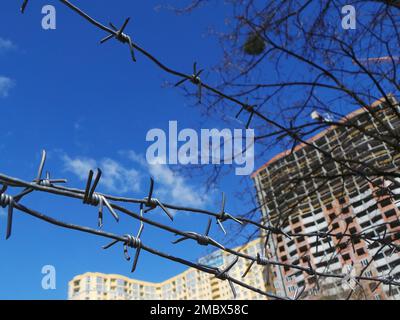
[243,33,265,56]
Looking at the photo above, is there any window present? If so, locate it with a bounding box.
[360,221,371,229]
[314,251,324,258]
[304,222,315,228]
[356,248,365,256]
[294,226,302,233]
[360,259,368,267]
[302,212,312,219]
[342,207,350,214]
[372,214,383,223]
[291,217,300,224]
[299,245,308,253]
[317,218,325,224]
[288,286,296,293]
[384,209,396,218]
[286,275,294,282]
[316,261,328,268]
[380,198,392,208]
[346,217,354,225]
[332,223,340,230]
[375,253,384,261]
[342,253,351,261]
[390,220,400,228]
[393,232,400,240]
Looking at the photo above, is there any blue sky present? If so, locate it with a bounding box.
[0,0,380,301]
[0,0,265,299]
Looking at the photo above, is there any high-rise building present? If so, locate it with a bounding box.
[252,96,400,300]
[68,238,268,300]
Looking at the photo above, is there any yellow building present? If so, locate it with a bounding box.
[68,238,269,300]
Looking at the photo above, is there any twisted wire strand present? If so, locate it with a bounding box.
[11,199,286,300]
[1,169,400,300]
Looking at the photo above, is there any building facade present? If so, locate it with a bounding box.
[252,96,400,300]
[68,238,268,300]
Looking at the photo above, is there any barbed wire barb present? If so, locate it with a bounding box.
[292,285,306,301]
[172,218,226,251]
[215,256,239,298]
[83,169,119,227]
[216,192,242,235]
[175,62,203,103]
[100,17,137,62]
[0,185,14,240]
[144,177,174,221]
[235,103,256,129]
[20,0,29,13]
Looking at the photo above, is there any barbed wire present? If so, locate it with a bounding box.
[1,150,400,300]
[7,0,400,300]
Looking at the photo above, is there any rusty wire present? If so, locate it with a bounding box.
[6,0,400,300]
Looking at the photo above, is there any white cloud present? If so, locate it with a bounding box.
[100,158,141,194]
[62,155,141,194]
[127,151,208,207]
[0,76,14,98]
[0,38,15,52]
[150,162,208,207]
[62,155,96,180]
[61,151,208,208]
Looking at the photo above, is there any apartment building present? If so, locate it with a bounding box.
[252,96,400,300]
[68,238,268,300]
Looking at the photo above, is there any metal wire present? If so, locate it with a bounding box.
[1,150,400,300]
[11,0,400,300]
